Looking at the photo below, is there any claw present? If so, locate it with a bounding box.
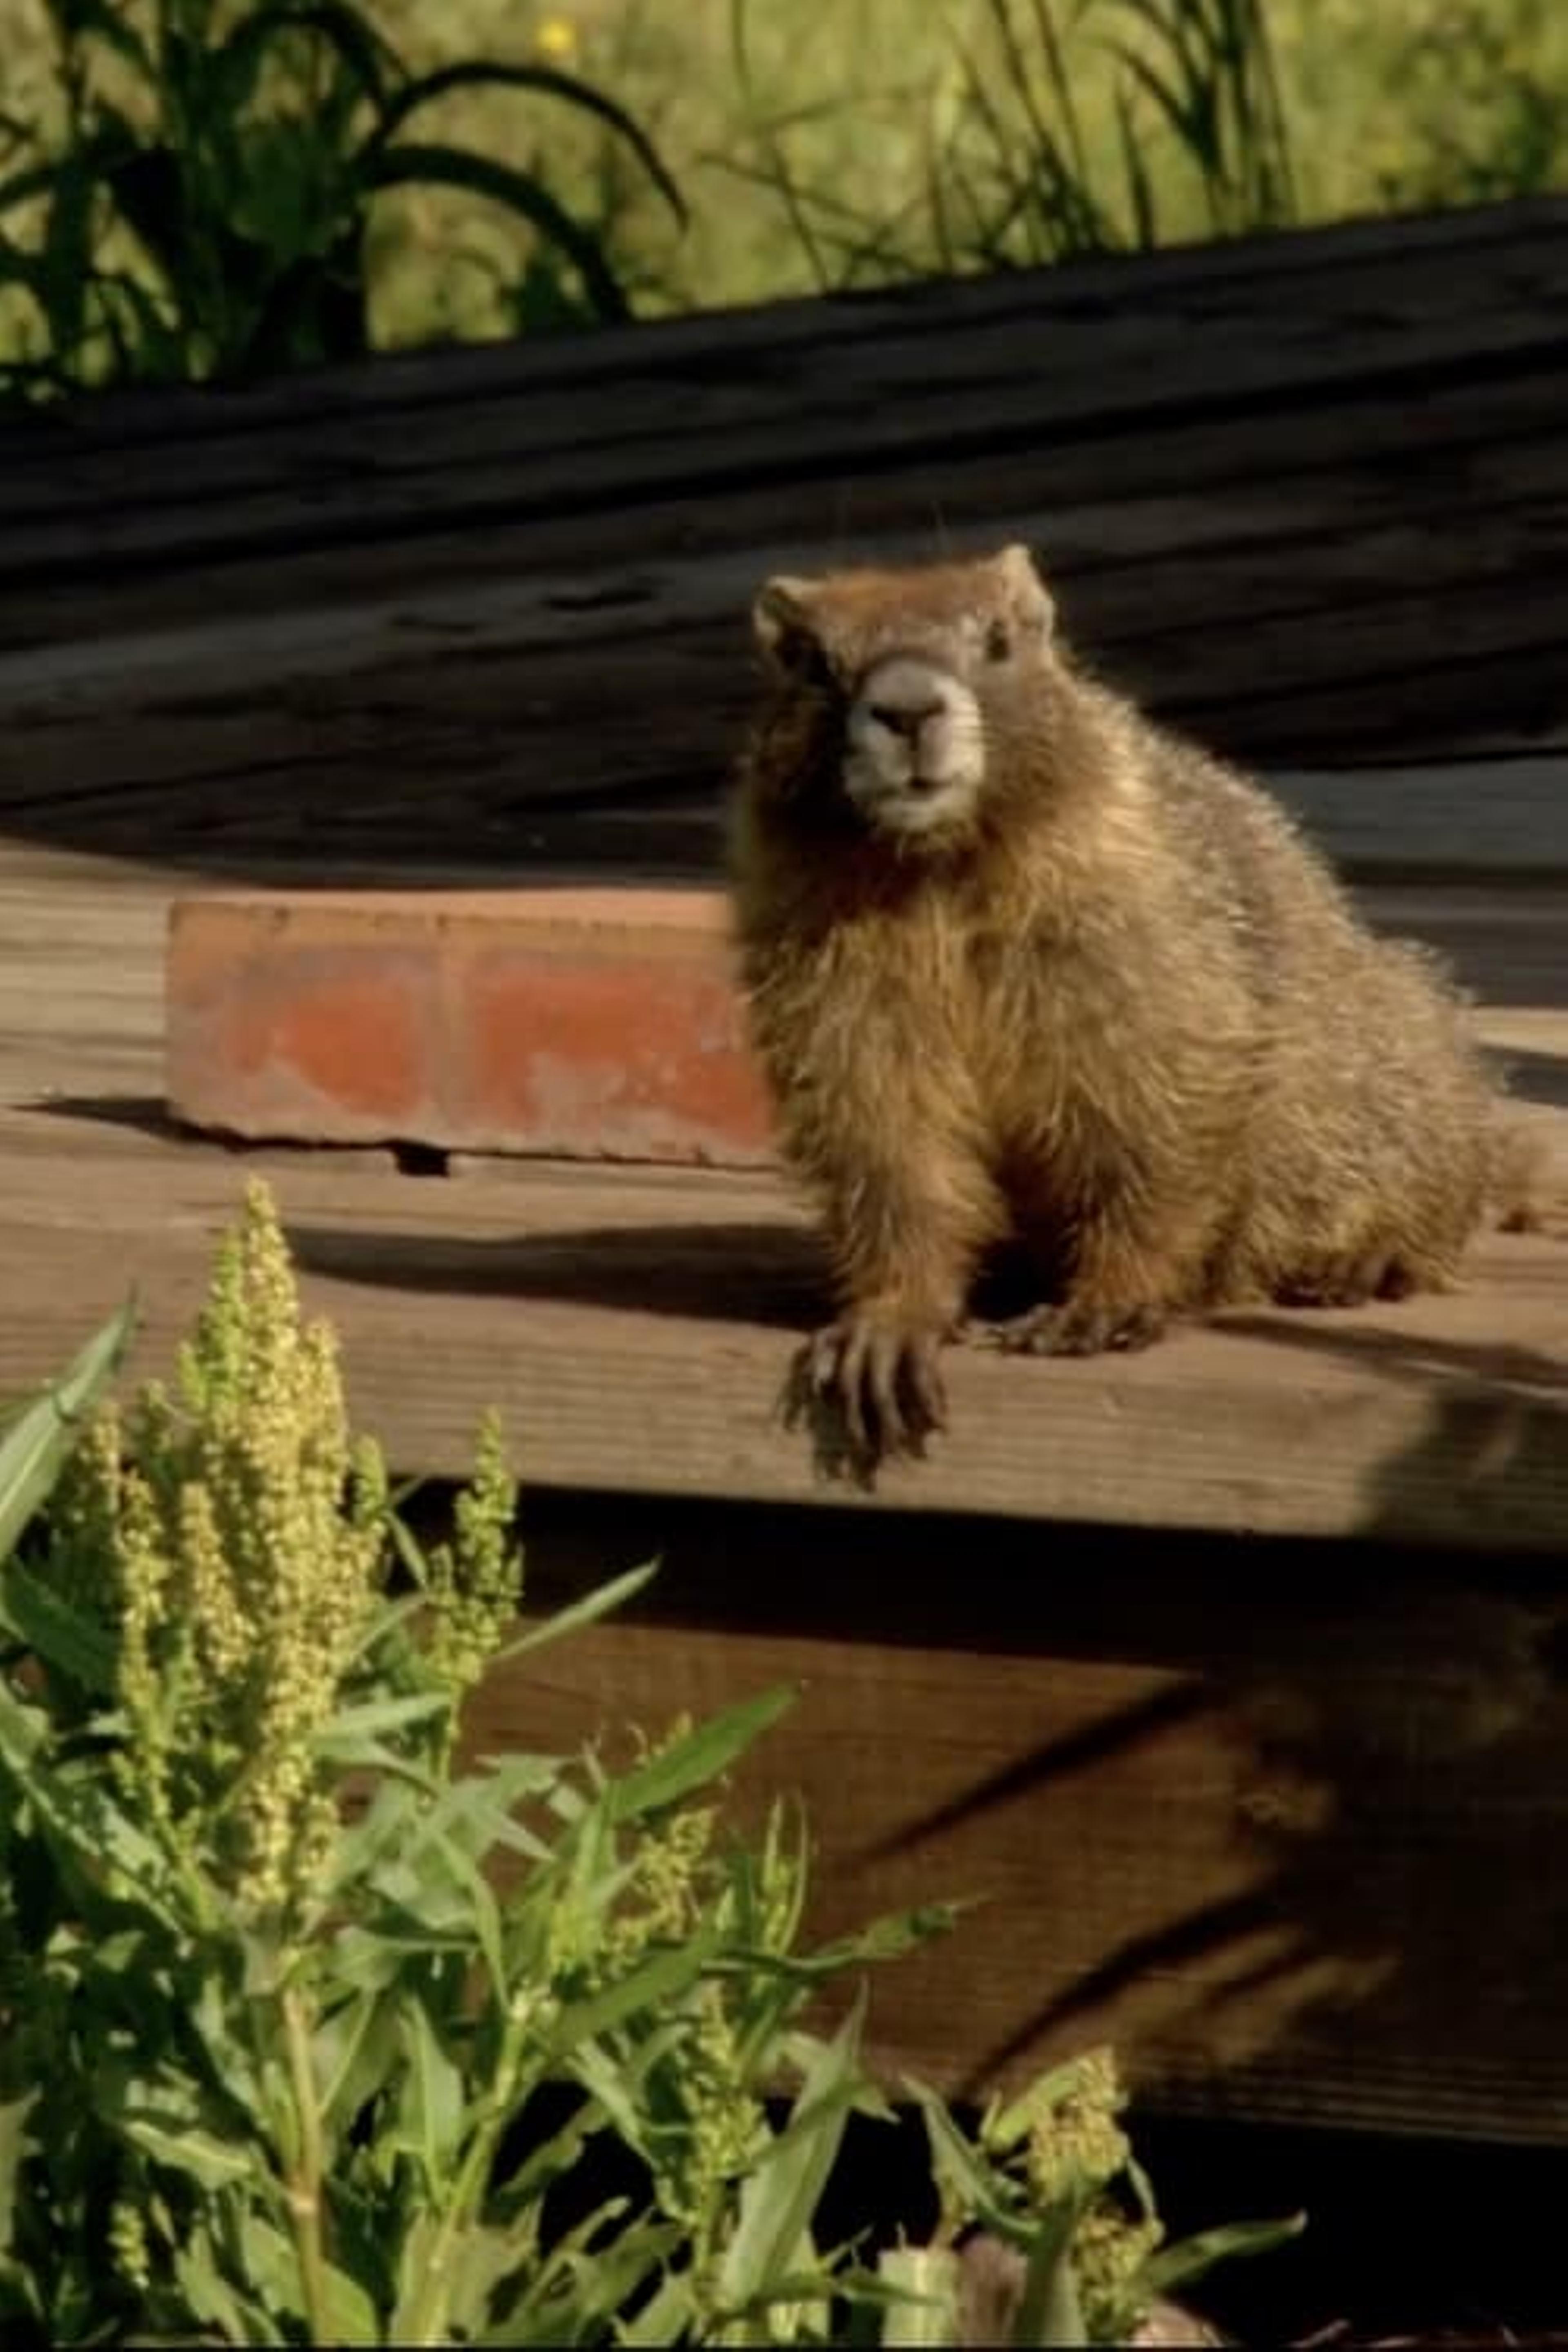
[908,1329,949,1434]
[797,1309,949,1467]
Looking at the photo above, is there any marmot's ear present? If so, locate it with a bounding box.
[753,575,821,662]
[995,543,1054,635]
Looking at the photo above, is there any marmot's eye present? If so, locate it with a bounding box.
[781,628,835,691]
[983,619,1012,663]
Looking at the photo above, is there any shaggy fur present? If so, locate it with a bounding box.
[728,544,1513,1455]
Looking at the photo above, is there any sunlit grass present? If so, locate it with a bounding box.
[1,0,1564,370]
[362,0,1568,321]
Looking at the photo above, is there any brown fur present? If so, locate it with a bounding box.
[728,544,1517,1456]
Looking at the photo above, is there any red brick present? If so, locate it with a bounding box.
[165,888,775,1167]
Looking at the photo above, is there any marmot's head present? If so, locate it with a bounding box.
[750,543,1056,848]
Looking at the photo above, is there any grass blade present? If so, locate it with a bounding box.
[369,61,685,224]
[0,1301,133,1561]
[363,143,631,320]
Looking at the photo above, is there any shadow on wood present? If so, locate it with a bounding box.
[1224,1309,1568,1548]
[287,1216,829,1329]
[471,1492,1568,2140]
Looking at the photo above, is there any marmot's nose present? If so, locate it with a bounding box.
[869,699,942,742]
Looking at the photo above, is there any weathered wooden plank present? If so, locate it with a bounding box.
[0,1114,1562,1546]
[10,361,1564,660]
[5,195,1564,469]
[13,416,1568,704]
[7,285,1564,589]
[6,567,1565,863]
[4,200,1564,512]
[5,436,1566,847]
[0,852,1561,1548]
[464,1515,1568,2139]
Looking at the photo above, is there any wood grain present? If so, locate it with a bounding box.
[463,1533,1568,2140]
[0,1076,1564,1548]
[4,197,1568,873]
[5,200,1568,2143]
[4,835,1568,2139]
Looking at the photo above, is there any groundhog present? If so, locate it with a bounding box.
[727,541,1518,1459]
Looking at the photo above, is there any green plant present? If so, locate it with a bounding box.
[708,0,1297,298]
[911,2049,1300,2343]
[0,1180,1299,2343]
[930,0,1296,272]
[0,0,682,399]
[1367,0,1565,209]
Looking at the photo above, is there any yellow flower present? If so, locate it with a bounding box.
[535,14,578,62]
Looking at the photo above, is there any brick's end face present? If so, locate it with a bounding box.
[164,886,775,1167]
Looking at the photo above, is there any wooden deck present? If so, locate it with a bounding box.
[5,197,1568,872]
[4,197,1568,2143]
[3,840,1565,1545]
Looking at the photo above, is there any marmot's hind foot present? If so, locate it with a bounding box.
[1272,1251,1421,1311]
[981,1298,1167,1357]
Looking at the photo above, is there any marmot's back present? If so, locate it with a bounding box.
[1108,696,1496,1303]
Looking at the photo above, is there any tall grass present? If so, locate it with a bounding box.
[0,0,681,396]
[0,0,1564,388]
[923,0,1296,273]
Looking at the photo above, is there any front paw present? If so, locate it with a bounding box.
[979,1299,1167,1357]
[788,1307,949,1468]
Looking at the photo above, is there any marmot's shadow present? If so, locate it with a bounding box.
[285,1217,829,1330]
[285,1221,1063,1490]
[285,1222,1058,1333]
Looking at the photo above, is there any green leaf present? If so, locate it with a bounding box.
[489,1561,658,1669]
[312,1688,451,1757]
[428,1825,506,2000]
[366,60,684,223]
[0,2096,36,2263]
[122,2116,254,2191]
[327,1753,560,1914]
[392,1996,466,2184]
[1140,2210,1307,2300]
[318,1989,403,2134]
[488,2202,679,2348]
[801,1899,966,1973]
[236,2210,310,2329]
[543,2034,650,2170]
[215,0,396,116]
[314,1990,378,2125]
[0,157,64,220]
[906,2079,1033,2249]
[0,1685,179,1924]
[361,143,631,322]
[47,0,157,80]
[549,1920,725,2060]
[0,1559,116,1691]
[717,1996,867,2315]
[608,1684,798,1822]
[172,2235,279,2348]
[0,1301,133,1559]
[323,2254,379,2348]
[615,2266,697,2348]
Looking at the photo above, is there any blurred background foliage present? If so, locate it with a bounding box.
[0,0,1563,392]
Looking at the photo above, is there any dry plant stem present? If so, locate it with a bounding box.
[281,1983,334,2348]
